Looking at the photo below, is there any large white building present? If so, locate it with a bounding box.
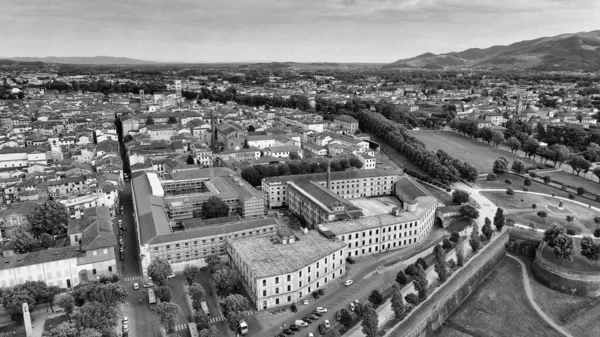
[228,229,346,311]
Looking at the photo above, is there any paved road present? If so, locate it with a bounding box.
[118,182,142,278]
[507,254,574,337]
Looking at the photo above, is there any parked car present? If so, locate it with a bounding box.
[350,302,355,311]
[118,219,123,225]
[312,291,319,298]
[282,328,294,335]
[318,323,327,334]
[133,283,140,290]
[294,320,308,327]
[336,311,341,321]
[167,273,176,279]
[200,266,208,271]
[308,334,314,337]
[316,307,327,313]
[308,314,319,320]
[324,320,331,329]
[302,317,313,323]
[318,289,324,295]
[122,317,129,325]
[303,299,308,305]
[346,257,356,264]
[345,280,353,286]
[289,325,300,331]
[311,311,323,317]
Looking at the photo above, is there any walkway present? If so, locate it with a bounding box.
[506,254,574,337]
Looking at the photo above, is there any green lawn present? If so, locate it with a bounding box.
[536,169,600,196]
[411,131,538,172]
[480,191,600,234]
[541,238,600,272]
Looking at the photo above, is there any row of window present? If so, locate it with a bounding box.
[153,227,275,251]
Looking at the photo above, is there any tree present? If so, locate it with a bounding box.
[566,215,574,224]
[39,233,56,249]
[188,283,206,311]
[213,268,241,298]
[289,151,300,160]
[220,294,249,332]
[27,199,69,237]
[405,293,418,305]
[433,244,448,283]
[522,138,540,159]
[368,290,383,306]
[1,289,35,323]
[412,265,428,301]
[505,136,521,153]
[194,310,210,331]
[459,205,479,221]
[549,144,571,168]
[199,326,220,337]
[56,293,75,321]
[148,258,173,287]
[493,208,505,231]
[340,309,353,327]
[155,286,172,302]
[325,329,342,337]
[452,189,470,204]
[552,233,575,264]
[43,322,82,337]
[595,228,600,238]
[361,303,379,337]
[167,116,178,124]
[404,264,418,276]
[390,284,405,318]
[456,244,464,267]
[492,156,509,174]
[482,217,493,240]
[537,211,548,219]
[491,131,505,147]
[571,156,591,176]
[73,301,118,336]
[183,264,200,285]
[532,204,537,211]
[241,166,261,186]
[524,177,532,186]
[442,238,453,249]
[395,270,406,285]
[543,225,566,248]
[206,255,222,274]
[450,231,460,243]
[416,257,428,270]
[156,302,181,333]
[146,116,155,125]
[10,225,38,254]
[580,236,600,265]
[247,125,255,132]
[469,223,481,252]
[511,159,526,174]
[201,196,229,219]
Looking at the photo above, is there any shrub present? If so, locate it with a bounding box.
[568,193,575,200]
[566,228,576,235]
[405,293,418,305]
[524,177,532,186]
[506,187,514,195]
[594,217,600,225]
[450,232,460,243]
[577,187,586,196]
[405,264,418,276]
[446,187,452,192]
[543,176,551,184]
[486,173,496,181]
[522,187,529,191]
[447,259,456,269]
[291,303,297,312]
[479,234,488,242]
[442,238,453,250]
[505,179,512,185]
[594,228,600,238]
[529,172,537,178]
[395,270,407,285]
[416,257,428,270]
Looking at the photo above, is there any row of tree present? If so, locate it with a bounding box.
[240,157,363,187]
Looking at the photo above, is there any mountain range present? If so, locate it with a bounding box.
[6,56,157,65]
[386,30,600,71]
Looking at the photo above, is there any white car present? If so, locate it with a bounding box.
[303,299,308,305]
[167,273,176,279]
[133,282,140,290]
[143,282,154,288]
[308,334,314,337]
[122,317,129,324]
[118,219,123,225]
[349,302,355,311]
[324,320,331,329]
[345,280,353,286]
[316,307,327,313]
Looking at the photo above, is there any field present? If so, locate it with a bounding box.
[541,239,600,272]
[411,131,537,172]
[480,191,600,234]
[524,256,600,337]
[431,257,565,337]
[536,169,600,196]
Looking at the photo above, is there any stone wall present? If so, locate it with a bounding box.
[387,231,509,337]
[531,242,600,297]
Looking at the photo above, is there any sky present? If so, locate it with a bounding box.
[1,0,599,63]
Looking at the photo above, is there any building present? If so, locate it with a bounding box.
[333,115,359,134]
[357,153,376,169]
[264,145,303,159]
[228,229,346,311]
[0,201,37,241]
[0,206,117,289]
[262,168,403,209]
[131,171,271,276]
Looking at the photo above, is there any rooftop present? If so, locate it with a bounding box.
[131,173,171,245]
[229,230,346,278]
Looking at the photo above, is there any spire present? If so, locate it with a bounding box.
[327,158,331,189]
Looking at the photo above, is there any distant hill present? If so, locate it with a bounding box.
[0,59,44,67]
[8,56,158,65]
[386,30,600,71]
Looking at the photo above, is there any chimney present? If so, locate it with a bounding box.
[327,159,331,189]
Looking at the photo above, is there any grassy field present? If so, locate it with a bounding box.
[367,132,426,174]
[541,239,600,272]
[411,131,538,172]
[431,257,565,337]
[480,191,600,234]
[522,256,600,337]
[536,169,600,196]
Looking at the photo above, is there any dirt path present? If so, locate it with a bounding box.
[506,254,574,337]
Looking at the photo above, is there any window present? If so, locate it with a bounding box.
[287,275,291,282]
[166,245,170,249]
[287,285,291,291]
[275,277,279,284]
[288,296,291,302]
[263,290,267,296]
[275,299,279,305]
[276,288,279,294]
[175,244,180,248]
[93,250,97,256]
[263,280,266,286]
[103,249,108,254]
